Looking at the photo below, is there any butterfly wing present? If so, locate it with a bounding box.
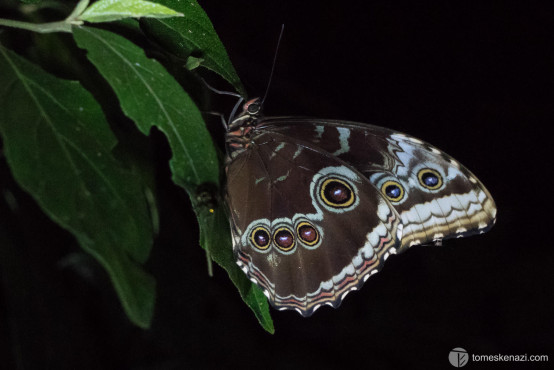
[226,131,402,316]
[259,118,496,251]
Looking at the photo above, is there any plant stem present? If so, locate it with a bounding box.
[0,0,89,34]
[205,249,214,277]
[0,18,72,33]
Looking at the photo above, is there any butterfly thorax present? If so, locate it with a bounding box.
[225,98,263,159]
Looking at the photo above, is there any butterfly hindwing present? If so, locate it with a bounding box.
[226,131,402,315]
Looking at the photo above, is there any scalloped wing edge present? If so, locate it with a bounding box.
[234,200,403,316]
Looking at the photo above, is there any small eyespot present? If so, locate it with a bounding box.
[418,168,443,190]
[273,227,295,251]
[296,222,320,246]
[381,180,404,202]
[250,227,271,250]
[320,178,355,208]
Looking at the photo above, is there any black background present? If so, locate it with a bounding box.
[1,1,553,369]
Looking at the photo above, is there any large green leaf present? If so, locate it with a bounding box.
[80,0,184,23]
[72,26,219,190]
[141,0,245,95]
[72,26,273,332]
[0,45,155,328]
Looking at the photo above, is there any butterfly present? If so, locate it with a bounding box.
[224,97,496,316]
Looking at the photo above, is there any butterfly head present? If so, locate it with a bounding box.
[228,98,263,131]
[225,98,264,158]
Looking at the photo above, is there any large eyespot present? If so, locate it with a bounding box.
[320,178,356,208]
[418,168,443,190]
[296,222,320,247]
[250,226,271,250]
[273,227,295,252]
[381,180,404,202]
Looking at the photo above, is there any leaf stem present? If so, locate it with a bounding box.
[205,249,214,277]
[0,18,72,33]
[0,0,89,34]
[68,0,90,21]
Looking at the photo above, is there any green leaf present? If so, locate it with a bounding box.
[72,26,273,331]
[0,45,155,328]
[196,204,274,334]
[80,0,183,23]
[141,0,245,96]
[72,26,219,190]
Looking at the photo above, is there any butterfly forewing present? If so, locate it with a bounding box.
[258,119,497,250]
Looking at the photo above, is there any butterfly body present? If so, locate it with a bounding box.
[224,98,496,316]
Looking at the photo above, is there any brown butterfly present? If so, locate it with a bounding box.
[224,98,496,316]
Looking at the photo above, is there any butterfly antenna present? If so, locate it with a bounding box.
[261,24,285,106]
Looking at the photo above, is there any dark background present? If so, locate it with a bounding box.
[1,0,553,369]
